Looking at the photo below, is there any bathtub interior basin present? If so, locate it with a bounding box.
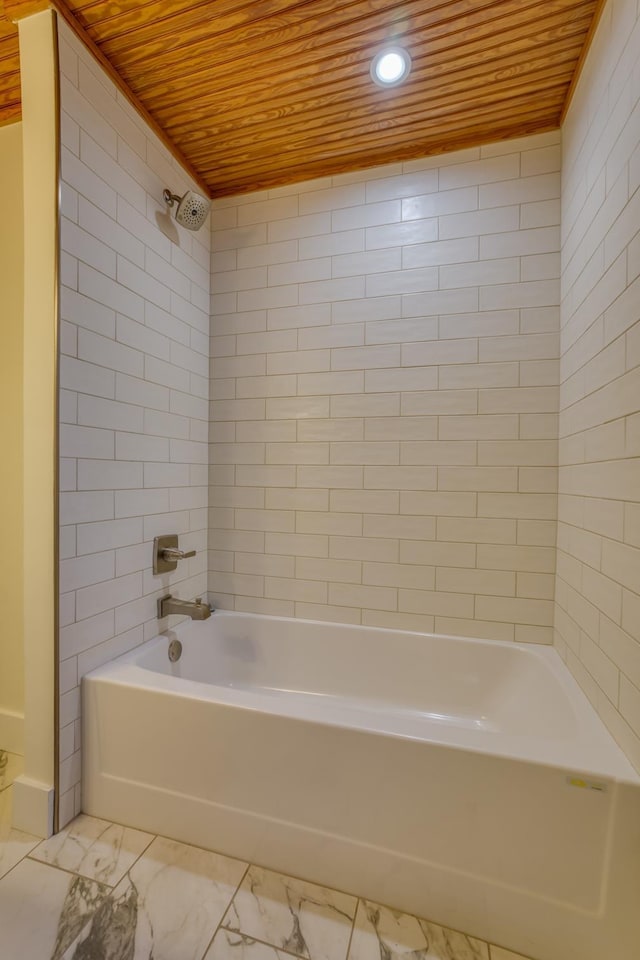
[116,611,634,777]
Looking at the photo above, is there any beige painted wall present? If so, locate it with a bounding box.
[10,9,58,836]
[0,121,24,752]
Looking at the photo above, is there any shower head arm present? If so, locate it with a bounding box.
[163,188,182,207]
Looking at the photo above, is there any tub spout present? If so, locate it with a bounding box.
[158,595,212,620]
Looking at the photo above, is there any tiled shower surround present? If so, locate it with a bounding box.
[555,0,640,770]
[208,133,561,640]
[53,0,640,833]
[57,21,210,825]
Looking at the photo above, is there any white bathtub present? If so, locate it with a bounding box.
[83,612,640,960]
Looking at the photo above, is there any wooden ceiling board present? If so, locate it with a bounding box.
[182,82,572,176]
[107,2,584,117]
[212,116,564,195]
[197,110,567,185]
[1,0,603,196]
[83,0,350,50]
[146,16,590,119]
[0,42,20,123]
[198,94,568,186]
[0,9,20,123]
[102,0,554,86]
[165,49,580,150]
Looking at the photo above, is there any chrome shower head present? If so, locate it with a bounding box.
[163,188,210,231]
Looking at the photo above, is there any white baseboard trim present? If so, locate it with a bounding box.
[11,775,54,838]
[0,708,24,755]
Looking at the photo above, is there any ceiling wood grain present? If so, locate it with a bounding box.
[0,11,20,126]
[1,0,603,195]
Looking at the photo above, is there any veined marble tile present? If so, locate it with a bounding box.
[0,856,109,960]
[223,865,357,960]
[0,750,24,791]
[489,948,533,960]
[59,880,139,960]
[30,813,154,886]
[89,834,248,960]
[206,928,298,960]
[0,786,40,881]
[0,777,13,825]
[348,900,489,960]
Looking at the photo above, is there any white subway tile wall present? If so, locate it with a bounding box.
[556,0,640,770]
[209,132,561,641]
[57,21,210,825]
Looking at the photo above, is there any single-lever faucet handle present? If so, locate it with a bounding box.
[161,547,196,561]
[153,535,197,574]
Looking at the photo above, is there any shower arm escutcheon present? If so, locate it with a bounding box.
[153,535,196,574]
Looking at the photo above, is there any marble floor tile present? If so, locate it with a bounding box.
[0,785,40,881]
[489,948,532,960]
[81,834,249,960]
[0,856,109,960]
[30,813,154,887]
[223,865,357,960]
[0,749,24,791]
[205,928,300,960]
[0,793,538,960]
[348,900,489,960]
[0,777,12,825]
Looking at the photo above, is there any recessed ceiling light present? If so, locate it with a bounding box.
[370,46,411,88]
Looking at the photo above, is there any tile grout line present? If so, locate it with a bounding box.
[24,853,116,886]
[0,838,44,885]
[343,896,360,960]
[116,823,157,877]
[214,924,314,960]
[204,863,360,960]
[196,858,252,960]
[25,818,158,889]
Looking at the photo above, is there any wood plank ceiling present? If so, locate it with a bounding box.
[0,9,20,125]
[1,0,603,197]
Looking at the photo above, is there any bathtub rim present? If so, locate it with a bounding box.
[84,609,640,785]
